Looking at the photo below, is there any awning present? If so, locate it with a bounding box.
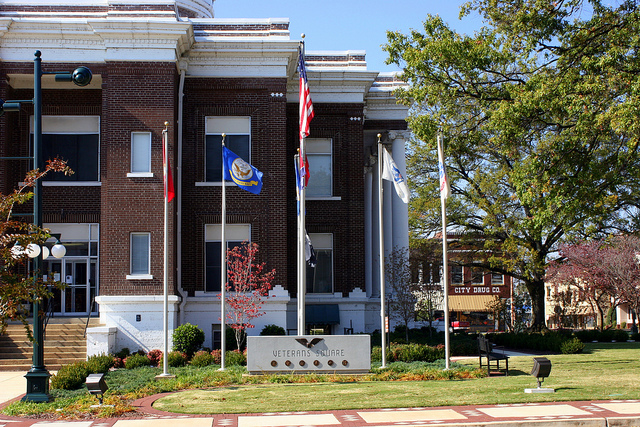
[448,295,496,312]
[306,304,340,325]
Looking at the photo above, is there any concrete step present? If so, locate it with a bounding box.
[0,318,96,371]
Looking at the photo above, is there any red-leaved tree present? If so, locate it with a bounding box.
[546,240,617,330]
[223,241,275,350]
[0,159,73,335]
[600,235,640,334]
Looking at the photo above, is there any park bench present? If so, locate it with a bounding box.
[477,335,509,376]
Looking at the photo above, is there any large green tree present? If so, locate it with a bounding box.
[385,0,640,328]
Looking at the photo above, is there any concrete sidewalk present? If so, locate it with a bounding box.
[1,371,640,427]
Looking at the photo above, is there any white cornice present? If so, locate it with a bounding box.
[0,18,193,62]
[286,70,379,104]
[184,39,298,78]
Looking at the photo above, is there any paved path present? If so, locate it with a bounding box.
[1,371,640,427]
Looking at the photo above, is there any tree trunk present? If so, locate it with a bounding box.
[526,278,547,331]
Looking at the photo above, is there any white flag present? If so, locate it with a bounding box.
[437,135,450,199]
[382,147,410,204]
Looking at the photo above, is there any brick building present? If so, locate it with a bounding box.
[0,0,409,353]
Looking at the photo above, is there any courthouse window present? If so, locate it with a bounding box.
[306,138,333,197]
[306,233,333,294]
[129,233,150,277]
[130,132,152,174]
[205,117,250,182]
[35,116,100,182]
[204,224,250,292]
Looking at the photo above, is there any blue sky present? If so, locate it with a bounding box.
[213,0,485,72]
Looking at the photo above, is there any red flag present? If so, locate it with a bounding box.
[162,129,175,202]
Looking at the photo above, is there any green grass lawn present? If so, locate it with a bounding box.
[3,342,640,418]
[153,343,640,414]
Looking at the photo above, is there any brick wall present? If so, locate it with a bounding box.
[286,103,367,297]
[180,77,289,297]
[99,62,178,296]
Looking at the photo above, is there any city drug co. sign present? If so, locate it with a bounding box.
[247,335,371,374]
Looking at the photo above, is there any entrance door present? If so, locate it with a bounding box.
[44,258,94,315]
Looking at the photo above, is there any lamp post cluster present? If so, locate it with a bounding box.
[1,50,91,402]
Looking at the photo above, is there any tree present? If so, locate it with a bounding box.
[386,246,415,343]
[223,241,275,350]
[600,235,640,334]
[410,241,443,337]
[0,159,72,335]
[547,240,617,330]
[385,0,640,329]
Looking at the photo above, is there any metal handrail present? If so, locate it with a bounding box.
[43,296,54,334]
[84,297,96,337]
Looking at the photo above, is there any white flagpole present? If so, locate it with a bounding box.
[298,150,306,335]
[220,134,227,370]
[160,122,170,377]
[377,135,387,368]
[297,38,307,336]
[438,134,451,370]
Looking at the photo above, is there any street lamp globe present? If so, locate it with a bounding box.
[26,243,41,258]
[51,243,66,259]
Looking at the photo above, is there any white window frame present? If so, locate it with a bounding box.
[198,116,251,186]
[127,232,152,279]
[470,266,484,285]
[128,132,153,177]
[306,138,334,199]
[491,272,504,285]
[451,265,463,285]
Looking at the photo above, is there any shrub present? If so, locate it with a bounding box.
[115,348,130,359]
[147,349,163,367]
[112,357,124,369]
[598,329,615,342]
[163,351,188,367]
[190,350,216,367]
[631,332,640,341]
[51,361,89,390]
[225,349,247,366]
[621,321,628,329]
[211,349,222,364]
[575,329,599,342]
[124,353,151,369]
[612,329,629,342]
[260,324,286,336]
[560,337,585,354]
[86,354,115,374]
[172,323,205,357]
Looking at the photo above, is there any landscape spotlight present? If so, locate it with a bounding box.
[86,373,108,404]
[525,357,554,393]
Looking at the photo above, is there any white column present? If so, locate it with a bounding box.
[371,157,381,298]
[389,131,410,252]
[364,166,373,297]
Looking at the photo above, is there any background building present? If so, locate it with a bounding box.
[0,0,409,355]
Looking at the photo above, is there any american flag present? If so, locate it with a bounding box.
[298,47,314,141]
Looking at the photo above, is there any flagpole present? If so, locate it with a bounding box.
[160,122,170,377]
[438,133,451,370]
[220,134,227,370]
[377,135,387,368]
[297,37,308,336]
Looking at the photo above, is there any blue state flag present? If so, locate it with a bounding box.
[223,146,263,195]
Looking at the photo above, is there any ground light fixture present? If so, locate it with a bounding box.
[86,373,108,405]
[525,357,554,393]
